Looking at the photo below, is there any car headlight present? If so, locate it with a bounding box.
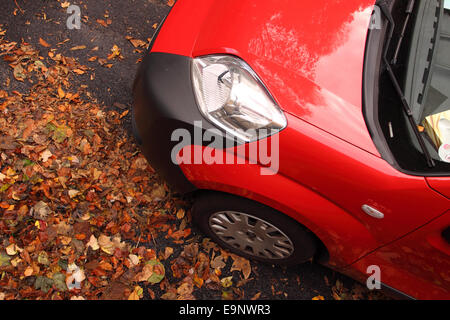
[192,55,287,142]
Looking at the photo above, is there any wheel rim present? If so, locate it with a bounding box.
[209,211,294,260]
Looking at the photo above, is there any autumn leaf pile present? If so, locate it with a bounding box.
[0,33,255,300]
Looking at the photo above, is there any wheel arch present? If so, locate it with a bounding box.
[193,188,330,264]
[180,161,380,268]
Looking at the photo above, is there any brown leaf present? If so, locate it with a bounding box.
[127,38,147,48]
[164,247,174,260]
[134,263,153,282]
[96,19,108,27]
[13,64,26,81]
[177,281,194,296]
[231,255,251,279]
[39,38,51,48]
[251,292,261,300]
[98,260,113,271]
[0,136,18,150]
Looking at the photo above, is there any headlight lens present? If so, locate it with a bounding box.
[192,55,287,142]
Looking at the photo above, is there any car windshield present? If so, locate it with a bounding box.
[406,0,450,121]
[369,0,450,175]
[404,0,450,164]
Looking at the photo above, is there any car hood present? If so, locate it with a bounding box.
[191,0,380,155]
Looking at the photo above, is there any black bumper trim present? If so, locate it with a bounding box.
[132,52,234,194]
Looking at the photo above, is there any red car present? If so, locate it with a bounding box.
[133,0,450,299]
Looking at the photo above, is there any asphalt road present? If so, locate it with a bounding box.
[0,0,381,300]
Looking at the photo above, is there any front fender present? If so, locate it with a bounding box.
[178,136,380,269]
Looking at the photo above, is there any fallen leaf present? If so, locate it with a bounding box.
[221,276,233,288]
[146,260,165,284]
[177,282,194,296]
[107,44,121,60]
[70,45,86,51]
[73,68,85,75]
[128,254,140,267]
[150,184,166,201]
[58,86,65,99]
[13,64,26,81]
[24,266,34,277]
[6,244,18,256]
[211,255,226,269]
[231,256,251,279]
[86,235,99,251]
[96,19,108,27]
[39,38,51,48]
[0,253,11,267]
[68,189,80,198]
[98,234,115,255]
[98,260,113,271]
[251,292,261,300]
[40,149,53,162]
[128,286,143,300]
[35,276,53,293]
[32,201,51,220]
[176,208,185,220]
[127,38,147,48]
[164,247,173,260]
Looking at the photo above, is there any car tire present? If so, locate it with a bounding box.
[192,191,317,266]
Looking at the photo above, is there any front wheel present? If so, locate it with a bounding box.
[192,192,318,266]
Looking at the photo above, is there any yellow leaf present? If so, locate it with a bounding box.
[107,45,121,60]
[221,276,233,288]
[313,295,325,300]
[176,209,185,220]
[58,86,65,99]
[128,286,143,300]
